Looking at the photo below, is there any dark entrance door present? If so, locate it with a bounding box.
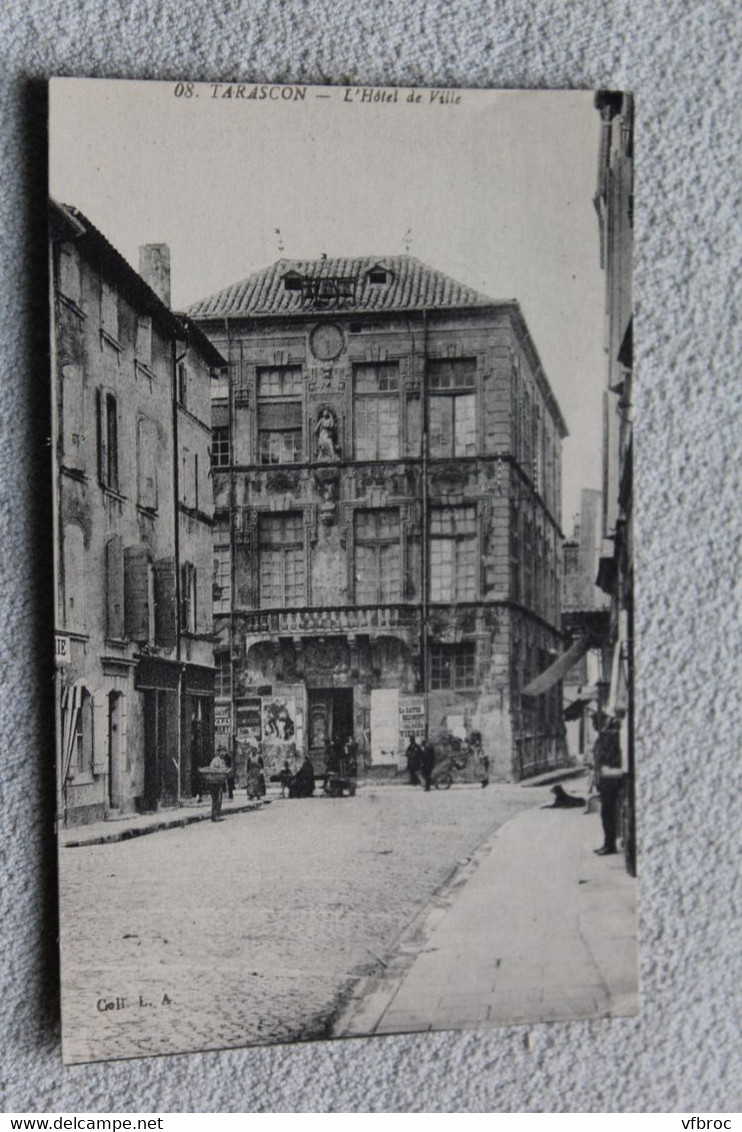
[143,689,160,811]
[143,689,178,810]
[307,687,354,774]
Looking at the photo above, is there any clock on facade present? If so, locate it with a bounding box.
[309,323,345,362]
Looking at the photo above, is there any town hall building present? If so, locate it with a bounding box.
[189,256,569,782]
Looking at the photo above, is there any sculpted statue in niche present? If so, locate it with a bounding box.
[315,407,339,462]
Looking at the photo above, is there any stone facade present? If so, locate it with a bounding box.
[51,203,224,825]
[192,258,568,782]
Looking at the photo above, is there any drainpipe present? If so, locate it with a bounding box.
[225,316,236,770]
[420,309,429,739]
[173,331,188,806]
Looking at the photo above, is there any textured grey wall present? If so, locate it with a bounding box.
[1,0,740,1113]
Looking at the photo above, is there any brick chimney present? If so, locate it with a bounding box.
[139,244,171,308]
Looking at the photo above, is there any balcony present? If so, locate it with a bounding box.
[242,604,420,638]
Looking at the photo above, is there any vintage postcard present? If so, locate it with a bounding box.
[50,79,636,1063]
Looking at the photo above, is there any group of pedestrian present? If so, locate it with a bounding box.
[405,732,490,790]
[404,736,436,791]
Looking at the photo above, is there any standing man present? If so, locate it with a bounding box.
[594,717,623,856]
[419,738,436,792]
[405,736,422,785]
[208,750,228,822]
[222,748,234,800]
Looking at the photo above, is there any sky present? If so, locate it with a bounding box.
[49,79,606,528]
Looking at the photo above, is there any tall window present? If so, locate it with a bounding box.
[429,505,477,602]
[354,362,399,460]
[259,512,305,607]
[212,426,230,468]
[257,366,303,464]
[213,517,231,613]
[430,642,477,690]
[428,358,476,457]
[355,509,401,603]
[215,653,231,698]
[97,390,119,492]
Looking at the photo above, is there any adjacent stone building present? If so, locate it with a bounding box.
[51,203,225,825]
[190,255,569,782]
[594,92,635,872]
[561,488,610,758]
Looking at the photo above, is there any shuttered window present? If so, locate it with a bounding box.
[154,558,177,649]
[62,522,86,632]
[105,535,125,639]
[61,364,85,472]
[136,316,152,366]
[58,243,82,305]
[124,546,152,642]
[101,280,119,341]
[137,417,158,510]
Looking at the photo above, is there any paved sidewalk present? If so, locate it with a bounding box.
[335,799,639,1035]
[59,793,267,848]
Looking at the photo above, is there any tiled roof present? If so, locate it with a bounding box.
[187,256,501,319]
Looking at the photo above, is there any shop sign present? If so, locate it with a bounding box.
[215,704,231,733]
[55,634,71,666]
[399,695,426,743]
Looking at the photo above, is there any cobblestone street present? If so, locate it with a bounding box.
[59,782,541,1063]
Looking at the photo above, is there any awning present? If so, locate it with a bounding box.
[521,635,591,697]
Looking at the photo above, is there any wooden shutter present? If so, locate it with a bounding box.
[91,689,109,774]
[124,546,151,641]
[96,388,107,484]
[105,535,125,639]
[61,365,85,471]
[138,418,158,510]
[196,560,211,635]
[154,557,177,649]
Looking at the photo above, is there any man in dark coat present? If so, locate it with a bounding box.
[290,755,315,798]
[405,737,422,785]
[594,718,623,855]
[207,752,227,821]
[419,739,436,792]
